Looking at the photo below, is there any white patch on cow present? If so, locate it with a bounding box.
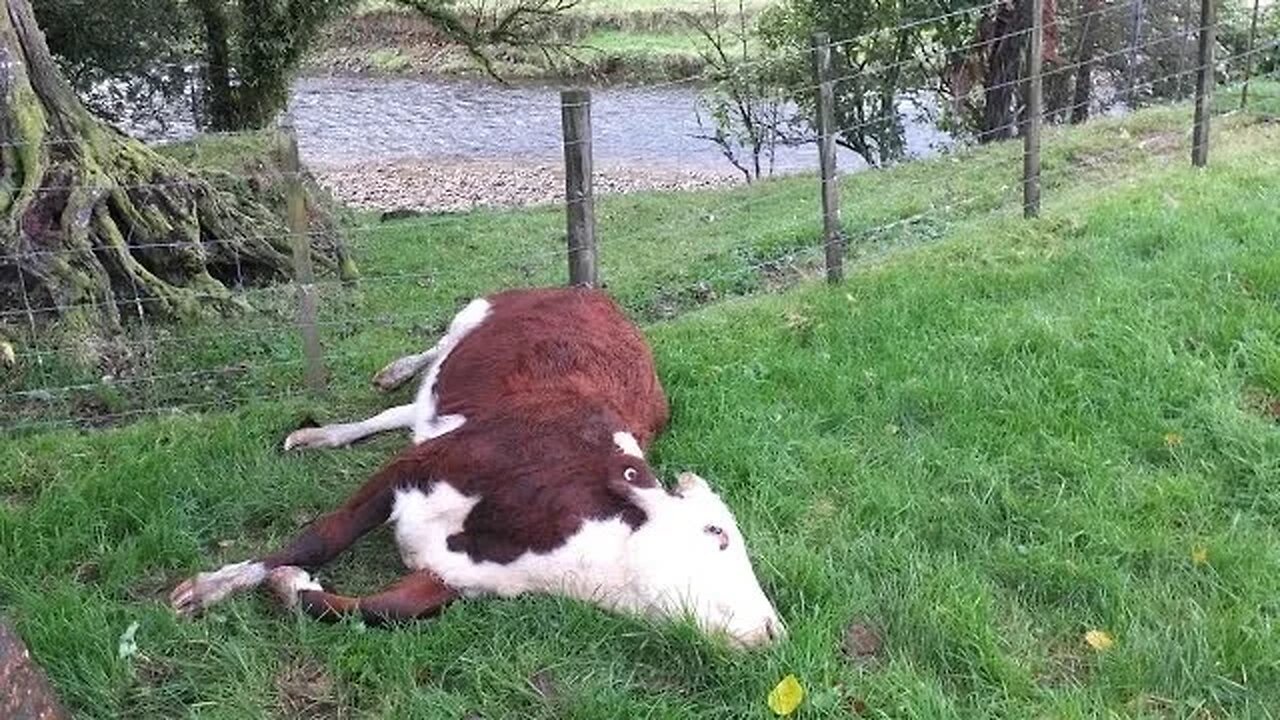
[612,431,644,459]
[411,298,492,444]
[389,476,783,648]
[391,484,631,602]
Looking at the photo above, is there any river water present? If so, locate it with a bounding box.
[129,74,952,209]
[287,76,951,174]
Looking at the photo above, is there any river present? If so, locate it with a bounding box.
[132,74,951,210]
[287,75,951,174]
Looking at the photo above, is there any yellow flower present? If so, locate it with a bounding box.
[1084,629,1114,652]
[767,674,805,716]
[1164,432,1183,448]
[1191,547,1209,566]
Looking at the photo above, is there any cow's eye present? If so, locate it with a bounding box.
[623,467,638,483]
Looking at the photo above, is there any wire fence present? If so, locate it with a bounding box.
[2,0,1277,434]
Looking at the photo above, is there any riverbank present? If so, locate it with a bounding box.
[314,158,738,213]
[303,0,772,83]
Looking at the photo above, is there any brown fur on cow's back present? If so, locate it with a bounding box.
[435,288,669,449]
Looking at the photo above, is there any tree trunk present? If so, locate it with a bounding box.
[194,0,236,131]
[979,0,1032,143]
[0,0,337,334]
[1071,0,1100,123]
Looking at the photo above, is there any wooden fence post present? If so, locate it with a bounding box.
[1126,0,1145,106]
[277,115,326,393]
[1191,0,1215,167]
[1241,0,1261,109]
[561,89,598,288]
[1024,0,1044,219]
[811,32,843,284]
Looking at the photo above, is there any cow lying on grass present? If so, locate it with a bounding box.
[171,287,784,649]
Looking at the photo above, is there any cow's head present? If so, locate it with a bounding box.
[609,449,784,649]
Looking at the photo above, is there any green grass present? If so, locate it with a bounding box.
[572,0,774,14]
[11,99,1272,431]
[327,0,764,81]
[579,28,703,54]
[2,91,1280,717]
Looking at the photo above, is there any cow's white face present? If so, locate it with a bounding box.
[618,471,784,649]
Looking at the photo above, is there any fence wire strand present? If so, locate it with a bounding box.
[5,2,1278,432]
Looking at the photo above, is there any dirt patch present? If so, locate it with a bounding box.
[127,571,178,605]
[759,255,815,293]
[1137,131,1182,155]
[72,561,101,585]
[1037,644,1089,688]
[1,493,30,512]
[527,668,559,702]
[1244,386,1280,423]
[275,659,346,720]
[841,620,884,666]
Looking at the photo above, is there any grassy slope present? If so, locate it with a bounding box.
[313,0,758,80]
[9,100,1268,429]
[2,97,1280,717]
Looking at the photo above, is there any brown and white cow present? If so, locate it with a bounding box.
[170,288,784,649]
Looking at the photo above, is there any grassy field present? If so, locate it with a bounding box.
[13,95,1279,430]
[314,0,763,80]
[2,92,1280,717]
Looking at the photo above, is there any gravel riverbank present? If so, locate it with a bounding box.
[313,158,743,213]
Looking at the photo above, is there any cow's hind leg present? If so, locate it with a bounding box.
[371,348,438,392]
[372,296,491,393]
[284,403,416,451]
[170,469,396,616]
[268,567,458,625]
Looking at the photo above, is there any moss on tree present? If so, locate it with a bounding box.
[0,0,352,338]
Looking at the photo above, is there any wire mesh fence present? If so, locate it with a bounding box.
[2,0,1277,434]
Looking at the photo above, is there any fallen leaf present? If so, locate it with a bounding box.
[1084,629,1113,652]
[118,621,140,661]
[768,674,805,716]
[1191,547,1209,566]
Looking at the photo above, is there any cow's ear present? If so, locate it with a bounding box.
[676,472,711,495]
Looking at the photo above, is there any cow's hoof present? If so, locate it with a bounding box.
[169,561,266,616]
[267,566,323,608]
[283,427,337,451]
[372,357,421,392]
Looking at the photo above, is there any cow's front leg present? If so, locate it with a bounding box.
[268,567,458,625]
[170,472,397,616]
[284,404,416,451]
